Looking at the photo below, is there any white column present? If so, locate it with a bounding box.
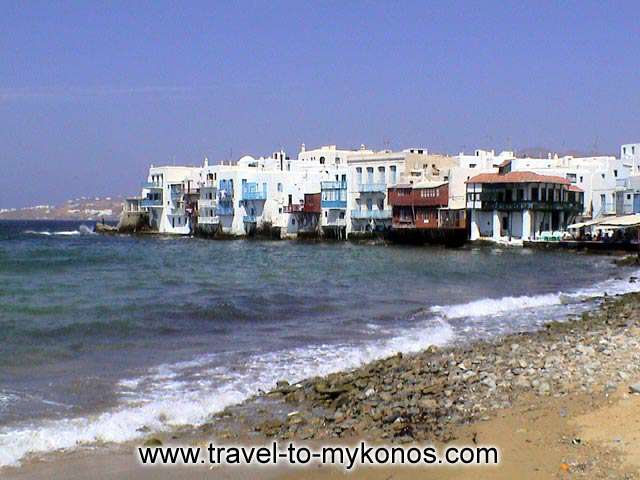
[470,209,480,241]
[558,211,565,231]
[492,210,500,240]
[522,209,532,241]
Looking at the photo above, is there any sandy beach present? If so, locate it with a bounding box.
[5,277,640,479]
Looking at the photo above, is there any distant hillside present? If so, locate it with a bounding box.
[0,197,123,221]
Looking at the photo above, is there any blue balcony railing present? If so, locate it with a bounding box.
[141,198,162,208]
[215,205,234,216]
[243,215,257,223]
[358,183,387,193]
[322,199,347,209]
[242,183,267,201]
[351,209,392,220]
[142,182,162,189]
[321,180,347,190]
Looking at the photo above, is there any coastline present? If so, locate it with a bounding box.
[5,269,640,479]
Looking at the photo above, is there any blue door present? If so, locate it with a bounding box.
[634,194,640,213]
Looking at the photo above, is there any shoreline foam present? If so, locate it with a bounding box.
[2,265,640,469]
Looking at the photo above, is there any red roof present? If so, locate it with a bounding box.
[467,171,571,185]
[566,184,584,192]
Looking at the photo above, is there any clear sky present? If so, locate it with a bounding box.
[1,0,639,208]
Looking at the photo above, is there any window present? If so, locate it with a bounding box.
[579,176,583,182]
[319,156,325,165]
[517,189,524,200]
[601,173,605,179]
[378,166,385,183]
[377,199,384,210]
[390,165,397,184]
[356,167,362,184]
[277,183,283,192]
[336,157,341,164]
[469,163,477,168]
[366,167,374,184]
[531,188,539,201]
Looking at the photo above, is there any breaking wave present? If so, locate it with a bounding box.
[0,318,453,467]
[431,269,640,320]
[23,225,94,236]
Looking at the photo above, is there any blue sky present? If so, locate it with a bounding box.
[1,1,639,207]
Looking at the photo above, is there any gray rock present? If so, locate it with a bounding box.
[629,383,640,394]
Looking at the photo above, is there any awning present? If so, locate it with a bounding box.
[597,214,640,228]
[567,217,611,229]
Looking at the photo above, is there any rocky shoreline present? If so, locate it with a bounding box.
[177,275,640,448]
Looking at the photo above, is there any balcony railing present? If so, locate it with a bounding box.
[321,199,347,209]
[215,205,234,216]
[480,200,583,212]
[142,182,163,189]
[321,180,347,190]
[242,183,267,201]
[200,180,218,189]
[243,215,257,223]
[351,209,392,220]
[283,204,304,213]
[198,216,220,225]
[324,218,347,227]
[358,183,387,193]
[198,198,216,208]
[616,178,630,189]
[140,198,162,208]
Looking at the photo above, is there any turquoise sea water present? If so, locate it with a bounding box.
[1,219,638,467]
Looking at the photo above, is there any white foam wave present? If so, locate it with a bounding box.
[431,269,640,320]
[23,225,94,236]
[0,319,453,467]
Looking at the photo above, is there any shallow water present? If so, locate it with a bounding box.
[0,219,638,466]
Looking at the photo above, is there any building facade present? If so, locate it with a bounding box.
[467,165,584,244]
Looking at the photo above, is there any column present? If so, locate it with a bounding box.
[558,211,565,232]
[470,209,480,241]
[522,209,532,241]
[492,210,500,240]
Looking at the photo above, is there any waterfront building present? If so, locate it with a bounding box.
[466,161,584,244]
[296,144,352,238]
[507,154,628,219]
[141,165,203,234]
[346,148,437,236]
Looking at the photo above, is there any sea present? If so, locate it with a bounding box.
[1,219,639,467]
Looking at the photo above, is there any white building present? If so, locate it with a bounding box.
[346,148,440,236]
[141,165,204,234]
[467,162,584,245]
[508,154,628,218]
